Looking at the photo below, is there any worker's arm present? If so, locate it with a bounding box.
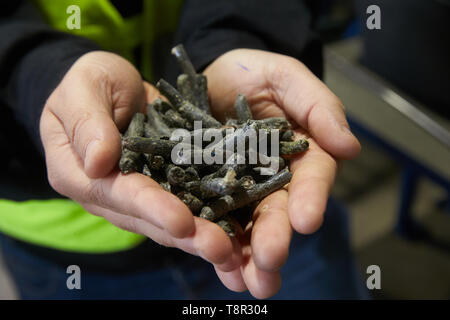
[175,0,361,298]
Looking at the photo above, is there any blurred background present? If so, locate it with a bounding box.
[318,0,450,299]
[1,0,449,299]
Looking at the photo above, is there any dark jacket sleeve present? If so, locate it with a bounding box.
[0,1,100,152]
[171,0,322,79]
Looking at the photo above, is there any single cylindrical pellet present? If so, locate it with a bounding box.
[200,168,292,221]
[156,79,220,128]
[171,44,197,78]
[216,214,236,237]
[177,191,203,214]
[165,164,185,186]
[184,166,200,182]
[172,45,211,114]
[200,169,238,198]
[162,108,190,130]
[144,122,158,138]
[234,94,253,122]
[281,130,294,141]
[123,136,178,157]
[119,113,145,174]
[119,149,142,174]
[126,113,145,136]
[238,175,256,190]
[149,155,165,170]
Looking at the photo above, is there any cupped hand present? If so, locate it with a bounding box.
[40,51,235,267]
[204,49,361,298]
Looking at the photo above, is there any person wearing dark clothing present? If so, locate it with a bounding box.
[0,0,364,299]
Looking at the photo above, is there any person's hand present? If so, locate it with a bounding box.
[40,51,237,268]
[204,49,361,298]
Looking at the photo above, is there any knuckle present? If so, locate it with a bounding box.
[157,235,175,249]
[81,203,102,217]
[75,59,112,92]
[88,69,111,94]
[84,180,108,208]
[119,216,138,233]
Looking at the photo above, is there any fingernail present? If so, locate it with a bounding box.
[341,125,359,142]
[341,124,352,135]
[291,201,321,234]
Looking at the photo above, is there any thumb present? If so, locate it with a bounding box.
[267,54,361,159]
[45,51,146,178]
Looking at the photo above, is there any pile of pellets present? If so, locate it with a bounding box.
[119,45,309,236]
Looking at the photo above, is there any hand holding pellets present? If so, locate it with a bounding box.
[119,45,309,237]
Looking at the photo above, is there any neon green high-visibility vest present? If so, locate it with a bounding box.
[0,0,183,253]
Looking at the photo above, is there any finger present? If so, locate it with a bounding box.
[238,223,282,299]
[287,132,337,234]
[47,52,146,178]
[251,189,292,272]
[85,204,234,266]
[267,55,361,159]
[90,171,197,238]
[241,256,282,299]
[215,227,243,272]
[214,266,248,293]
[84,203,164,234]
[187,217,234,265]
